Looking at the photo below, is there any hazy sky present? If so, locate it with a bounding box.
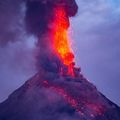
[0,0,120,106]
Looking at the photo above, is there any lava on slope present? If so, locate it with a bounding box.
[42,79,106,119]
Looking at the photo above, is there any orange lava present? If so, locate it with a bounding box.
[53,7,74,65]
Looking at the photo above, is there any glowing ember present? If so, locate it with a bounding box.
[52,7,74,65]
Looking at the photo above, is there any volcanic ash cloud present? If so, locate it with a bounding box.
[25,0,78,75]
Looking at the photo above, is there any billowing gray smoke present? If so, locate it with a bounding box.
[25,0,78,72]
[25,0,78,36]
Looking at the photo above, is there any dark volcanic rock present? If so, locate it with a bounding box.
[0,72,120,120]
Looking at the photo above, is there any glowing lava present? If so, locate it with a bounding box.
[52,7,74,65]
[42,80,105,118]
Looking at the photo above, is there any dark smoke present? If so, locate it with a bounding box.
[25,0,78,36]
[25,0,78,71]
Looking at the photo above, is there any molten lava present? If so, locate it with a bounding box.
[42,80,105,118]
[53,7,74,66]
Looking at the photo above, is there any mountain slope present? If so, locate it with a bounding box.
[0,71,120,120]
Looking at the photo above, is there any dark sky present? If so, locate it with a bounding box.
[0,0,120,106]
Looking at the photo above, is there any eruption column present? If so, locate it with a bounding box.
[52,7,74,66]
[25,0,78,76]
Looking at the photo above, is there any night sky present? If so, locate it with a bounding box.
[0,0,120,106]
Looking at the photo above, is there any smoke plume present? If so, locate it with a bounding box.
[25,0,78,35]
[25,0,78,72]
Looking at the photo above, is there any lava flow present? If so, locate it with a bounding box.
[42,80,105,118]
[52,7,74,66]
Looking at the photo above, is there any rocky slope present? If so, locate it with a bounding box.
[0,71,120,120]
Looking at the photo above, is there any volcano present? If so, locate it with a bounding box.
[0,0,120,120]
[0,71,120,120]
